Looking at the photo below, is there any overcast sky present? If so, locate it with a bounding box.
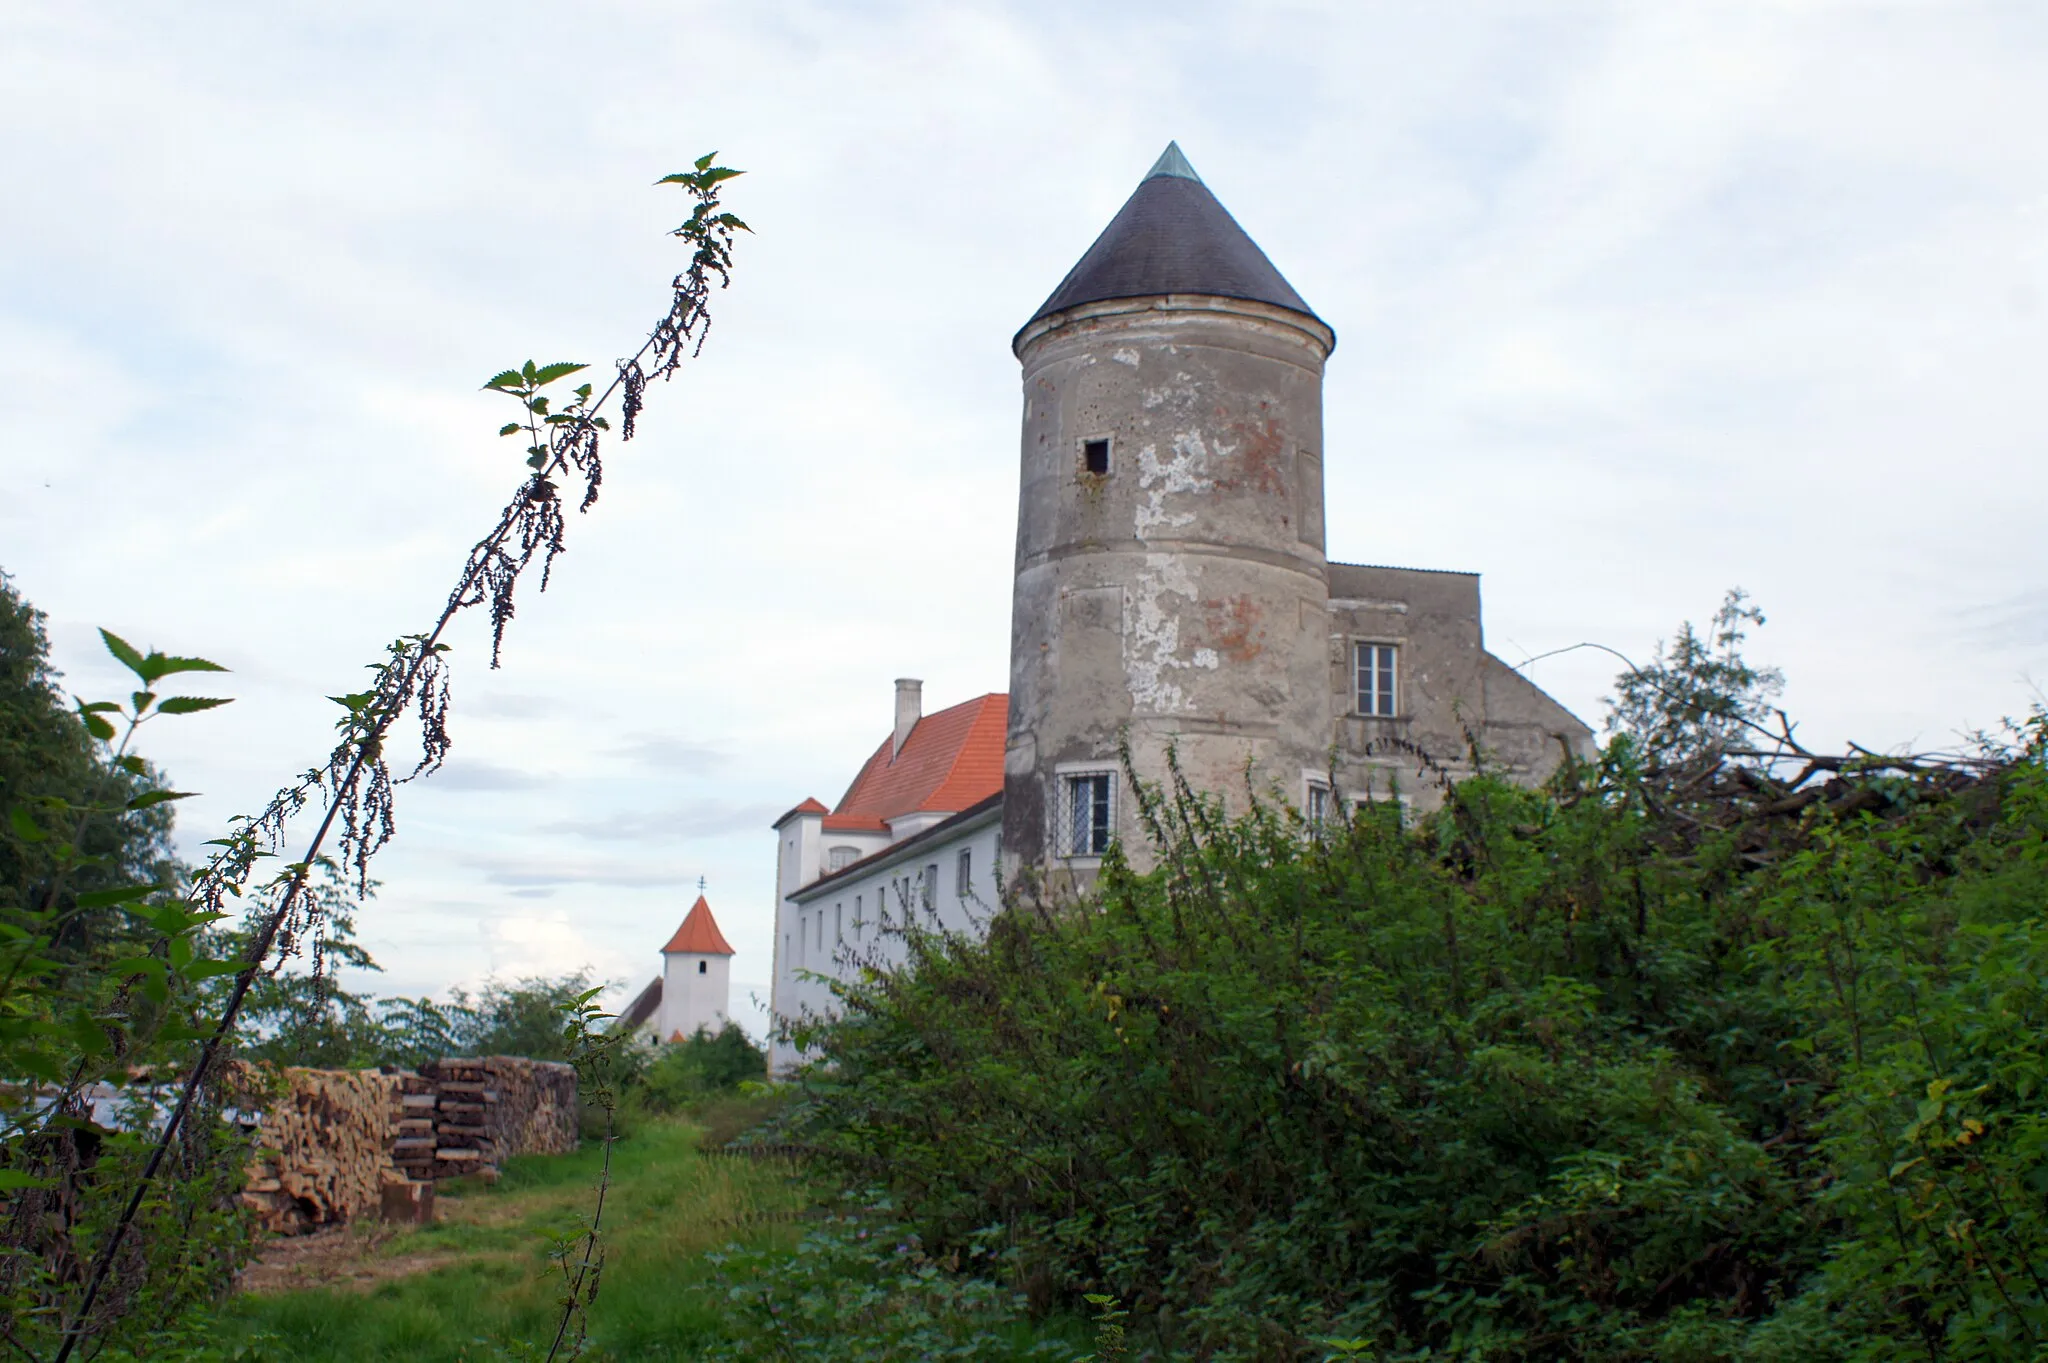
[4,1,2044,1035]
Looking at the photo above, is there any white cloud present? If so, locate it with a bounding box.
[5,0,2045,1010]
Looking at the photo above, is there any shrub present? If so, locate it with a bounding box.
[792,719,2048,1359]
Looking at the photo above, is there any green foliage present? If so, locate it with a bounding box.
[635,1023,769,1115]
[697,1192,1084,1361]
[789,609,2048,1360]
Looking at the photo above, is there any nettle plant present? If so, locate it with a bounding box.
[0,155,746,1363]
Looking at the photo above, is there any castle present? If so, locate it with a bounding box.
[758,144,1591,1068]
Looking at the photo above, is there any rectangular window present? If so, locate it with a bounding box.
[828,845,856,871]
[853,894,864,942]
[955,847,972,896]
[834,903,842,944]
[923,864,938,911]
[797,915,807,965]
[1082,437,1111,476]
[1061,772,1115,857]
[1306,781,1332,828]
[1355,643,1398,717]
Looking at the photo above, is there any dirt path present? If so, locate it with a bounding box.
[236,1223,461,1295]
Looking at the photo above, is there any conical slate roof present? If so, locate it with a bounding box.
[1018,143,1322,344]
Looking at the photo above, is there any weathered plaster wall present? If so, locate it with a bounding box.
[1004,296,1336,871]
[1323,563,1591,802]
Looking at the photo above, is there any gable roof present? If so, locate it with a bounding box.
[661,895,734,956]
[1018,142,1323,343]
[822,693,1007,833]
[614,976,662,1032]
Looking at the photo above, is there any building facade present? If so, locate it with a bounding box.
[766,144,1591,1069]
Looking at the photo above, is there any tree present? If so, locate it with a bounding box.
[0,570,179,954]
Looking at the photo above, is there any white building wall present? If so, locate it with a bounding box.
[659,950,731,1040]
[768,808,1004,1074]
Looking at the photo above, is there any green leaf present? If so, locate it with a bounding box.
[109,955,166,976]
[499,423,521,437]
[101,628,148,680]
[76,882,163,909]
[81,712,116,741]
[525,452,547,469]
[183,959,245,981]
[151,654,228,677]
[0,1170,53,1191]
[155,696,232,715]
[528,362,588,387]
[483,369,524,391]
[69,1014,110,1056]
[9,806,46,843]
[126,790,197,810]
[695,150,717,171]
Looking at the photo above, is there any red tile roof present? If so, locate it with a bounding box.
[773,796,829,827]
[660,895,734,956]
[819,694,1007,832]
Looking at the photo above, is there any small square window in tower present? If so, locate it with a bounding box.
[1082,437,1111,476]
[1060,772,1116,858]
[1356,643,1399,718]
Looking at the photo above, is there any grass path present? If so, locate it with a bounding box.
[221,1114,807,1361]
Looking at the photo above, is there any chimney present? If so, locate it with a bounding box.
[893,678,922,758]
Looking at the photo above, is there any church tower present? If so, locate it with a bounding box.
[1002,144,1337,878]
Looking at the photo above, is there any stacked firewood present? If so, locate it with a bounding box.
[479,1057,578,1158]
[389,1071,440,1182]
[418,1058,497,1176]
[233,1058,579,1229]
[234,1066,401,1234]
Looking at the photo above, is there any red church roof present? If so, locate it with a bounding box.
[821,693,1007,832]
[660,895,734,956]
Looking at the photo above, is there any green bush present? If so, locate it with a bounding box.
[792,721,2048,1359]
[635,1023,769,1116]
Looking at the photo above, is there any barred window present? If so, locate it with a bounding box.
[1355,643,1398,717]
[1060,772,1116,857]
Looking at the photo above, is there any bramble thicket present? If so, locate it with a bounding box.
[781,597,2048,1361]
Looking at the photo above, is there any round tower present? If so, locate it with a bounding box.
[1002,143,1336,878]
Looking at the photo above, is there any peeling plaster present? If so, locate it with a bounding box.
[1133,431,1211,540]
[1111,347,1140,366]
[1125,552,1202,713]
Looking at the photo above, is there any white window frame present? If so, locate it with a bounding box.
[955,847,972,897]
[922,863,938,912]
[1057,769,1117,859]
[1355,641,1399,718]
[1305,779,1333,829]
[827,845,857,872]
